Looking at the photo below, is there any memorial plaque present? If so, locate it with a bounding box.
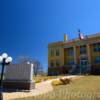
[3,63,35,90]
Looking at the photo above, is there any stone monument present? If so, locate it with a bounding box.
[3,63,35,90]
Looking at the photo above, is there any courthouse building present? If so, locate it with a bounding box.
[48,33,100,75]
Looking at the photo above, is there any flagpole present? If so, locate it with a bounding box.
[78,29,82,75]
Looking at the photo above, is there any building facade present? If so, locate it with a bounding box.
[48,33,100,75]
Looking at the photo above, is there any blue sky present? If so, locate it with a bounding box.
[0,0,100,72]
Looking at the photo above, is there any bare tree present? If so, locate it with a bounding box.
[18,56,44,76]
[33,60,43,76]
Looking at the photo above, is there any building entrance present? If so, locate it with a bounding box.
[80,57,88,74]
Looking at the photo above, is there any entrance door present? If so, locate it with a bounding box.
[80,59,88,74]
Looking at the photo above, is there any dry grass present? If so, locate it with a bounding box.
[14,76,100,100]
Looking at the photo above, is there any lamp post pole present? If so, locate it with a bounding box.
[0,62,5,88]
[0,53,12,100]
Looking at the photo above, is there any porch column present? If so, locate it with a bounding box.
[87,44,91,64]
[73,46,77,64]
[62,48,64,65]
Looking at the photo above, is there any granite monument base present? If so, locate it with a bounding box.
[3,80,35,90]
[4,63,35,90]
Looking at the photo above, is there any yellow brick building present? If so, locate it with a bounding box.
[48,33,100,75]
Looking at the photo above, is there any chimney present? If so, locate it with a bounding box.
[64,34,68,42]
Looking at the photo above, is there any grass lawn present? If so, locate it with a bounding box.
[14,76,100,100]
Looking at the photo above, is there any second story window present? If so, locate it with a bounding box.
[93,43,100,52]
[50,48,54,57]
[68,47,74,56]
[56,48,59,56]
[80,45,86,54]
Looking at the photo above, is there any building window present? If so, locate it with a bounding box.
[50,48,54,57]
[56,59,60,66]
[80,45,86,54]
[56,48,59,56]
[94,56,100,64]
[68,47,74,56]
[50,60,54,67]
[67,59,74,65]
[93,43,100,52]
[68,61,74,65]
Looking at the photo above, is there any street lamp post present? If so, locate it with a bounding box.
[0,53,12,90]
